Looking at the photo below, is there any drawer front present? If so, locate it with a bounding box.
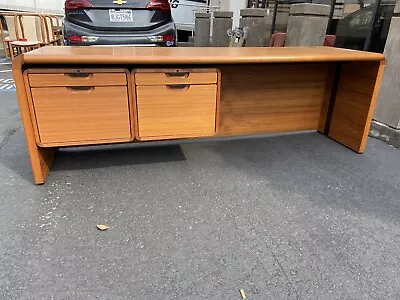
[137,84,217,140]
[28,72,127,87]
[135,69,217,86]
[31,86,131,146]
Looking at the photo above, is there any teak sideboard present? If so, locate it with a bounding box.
[12,46,385,184]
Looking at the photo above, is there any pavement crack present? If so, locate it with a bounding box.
[232,206,301,300]
[268,245,300,300]
[247,207,301,300]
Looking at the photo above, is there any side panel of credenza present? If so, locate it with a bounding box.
[12,56,56,184]
[328,60,385,153]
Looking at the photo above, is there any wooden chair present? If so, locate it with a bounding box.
[10,14,46,59]
[43,15,62,45]
[0,14,21,59]
[52,15,64,45]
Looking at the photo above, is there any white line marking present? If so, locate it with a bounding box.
[0,78,14,83]
[0,70,12,73]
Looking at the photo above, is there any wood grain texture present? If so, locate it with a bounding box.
[31,86,131,146]
[28,72,127,87]
[26,69,127,87]
[328,61,385,153]
[26,68,129,74]
[360,61,385,152]
[12,55,56,184]
[218,63,329,136]
[136,84,217,141]
[215,70,222,133]
[21,46,384,65]
[135,69,217,86]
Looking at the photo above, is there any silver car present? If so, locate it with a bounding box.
[63,0,177,46]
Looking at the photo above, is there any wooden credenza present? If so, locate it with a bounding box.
[12,46,385,184]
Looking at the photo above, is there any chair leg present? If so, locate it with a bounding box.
[10,45,15,60]
[4,42,9,59]
[5,41,13,59]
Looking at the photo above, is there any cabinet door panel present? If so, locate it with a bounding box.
[31,86,131,146]
[137,85,217,140]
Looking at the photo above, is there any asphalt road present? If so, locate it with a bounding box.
[0,58,400,299]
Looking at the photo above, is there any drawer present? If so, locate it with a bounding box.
[136,84,217,140]
[31,86,131,146]
[135,69,218,86]
[28,72,127,87]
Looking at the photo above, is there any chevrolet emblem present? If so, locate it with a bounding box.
[113,0,127,4]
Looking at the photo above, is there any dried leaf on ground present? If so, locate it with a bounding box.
[97,225,109,231]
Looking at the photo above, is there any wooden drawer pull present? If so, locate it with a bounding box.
[165,71,190,78]
[167,84,190,90]
[65,73,93,79]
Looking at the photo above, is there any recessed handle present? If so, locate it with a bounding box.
[165,71,190,78]
[166,84,190,90]
[65,73,93,79]
[66,86,95,92]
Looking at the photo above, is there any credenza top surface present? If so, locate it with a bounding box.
[20,46,385,65]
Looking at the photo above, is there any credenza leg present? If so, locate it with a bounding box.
[13,55,56,184]
[325,61,385,153]
[31,147,56,185]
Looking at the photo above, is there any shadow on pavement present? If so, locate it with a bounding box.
[54,144,186,171]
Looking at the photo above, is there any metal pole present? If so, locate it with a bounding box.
[270,0,279,35]
[326,0,335,34]
[363,0,381,51]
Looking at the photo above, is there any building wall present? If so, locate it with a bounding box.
[374,0,400,129]
[0,0,64,14]
[211,0,248,27]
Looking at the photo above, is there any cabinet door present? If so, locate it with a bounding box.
[31,86,131,146]
[136,84,217,141]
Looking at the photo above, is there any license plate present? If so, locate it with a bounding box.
[109,9,133,22]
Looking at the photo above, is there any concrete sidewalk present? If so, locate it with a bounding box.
[0,123,399,299]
